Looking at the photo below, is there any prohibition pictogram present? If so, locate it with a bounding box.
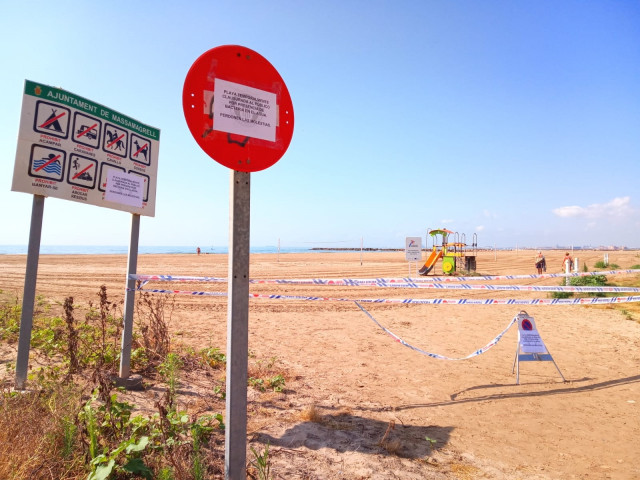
[98,163,126,192]
[129,133,151,165]
[34,101,70,139]
[103,123,128,158]
[127,170,150,202]
[68,154,97,189]
[28,144,66,182]
[73,112,101,149]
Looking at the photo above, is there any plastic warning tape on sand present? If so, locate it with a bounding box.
[249,269,640,283]
[134,288,640,305]
[130,269,640,285]
[132,279,640,293]
[130,276,640,293]
[354,301,517,360]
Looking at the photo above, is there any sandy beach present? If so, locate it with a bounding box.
[1,249,639,479]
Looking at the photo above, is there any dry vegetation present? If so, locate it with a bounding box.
[0,288,291,480]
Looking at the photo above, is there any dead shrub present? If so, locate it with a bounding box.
[299,404,323,423]
[135,290,174,366]
[63,296,78,375]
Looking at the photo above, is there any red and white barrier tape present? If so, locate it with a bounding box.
[133,287,640,305]
[130,269,640,285]
[354,302,518,360]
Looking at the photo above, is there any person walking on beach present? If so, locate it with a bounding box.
[196,247,201,255]
[535,251,546,274]
[562,252,573,272]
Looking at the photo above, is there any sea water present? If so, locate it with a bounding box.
[0,245,336,255]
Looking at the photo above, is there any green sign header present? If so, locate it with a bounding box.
[24,80,160,140]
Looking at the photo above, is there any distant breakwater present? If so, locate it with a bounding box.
[310,247,402,252]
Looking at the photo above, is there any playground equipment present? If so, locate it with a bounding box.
[418,229,477,275]
[418,228,449,275]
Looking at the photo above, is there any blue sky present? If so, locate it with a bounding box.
[1,1,639,249]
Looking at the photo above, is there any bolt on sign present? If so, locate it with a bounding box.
[12,80,160,216]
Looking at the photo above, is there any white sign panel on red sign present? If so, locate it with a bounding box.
[212,78,277,142]
[12,80,160,216]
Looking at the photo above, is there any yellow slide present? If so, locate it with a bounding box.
[418,249,443,276]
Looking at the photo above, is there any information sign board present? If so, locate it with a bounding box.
[405,236,423,261]
[12,80,160,216]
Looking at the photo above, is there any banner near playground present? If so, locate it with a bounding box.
[12,80,160,216]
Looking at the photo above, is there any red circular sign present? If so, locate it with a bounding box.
[182,45,294,172]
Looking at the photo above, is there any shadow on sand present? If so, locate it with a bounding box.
[388,374,640,412]
[256,408,453,459]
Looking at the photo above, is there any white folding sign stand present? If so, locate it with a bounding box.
[512,311,565,385]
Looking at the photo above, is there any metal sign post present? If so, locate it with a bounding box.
[119,213,140,379]
[225,171,251,477]
[14,194,45,390]
[182,45,294,480]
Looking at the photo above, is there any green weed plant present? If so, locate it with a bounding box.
[0,286,293,479]
[551,274,608,299]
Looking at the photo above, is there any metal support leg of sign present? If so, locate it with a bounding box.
[15,194,45,390]
[408,261,418,278]
[512,346,566,385]
[225,171,250,480]
[119,213,140,379]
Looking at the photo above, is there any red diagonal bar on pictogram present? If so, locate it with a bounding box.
[107,133,125,149]
[72,163,93,179]
[76,123,98,138]
[34,154,61,172]
[133,142,148,157]
[39,112,66,128]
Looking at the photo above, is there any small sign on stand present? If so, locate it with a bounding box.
[512,311,565,385]
[405,236,422,278]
